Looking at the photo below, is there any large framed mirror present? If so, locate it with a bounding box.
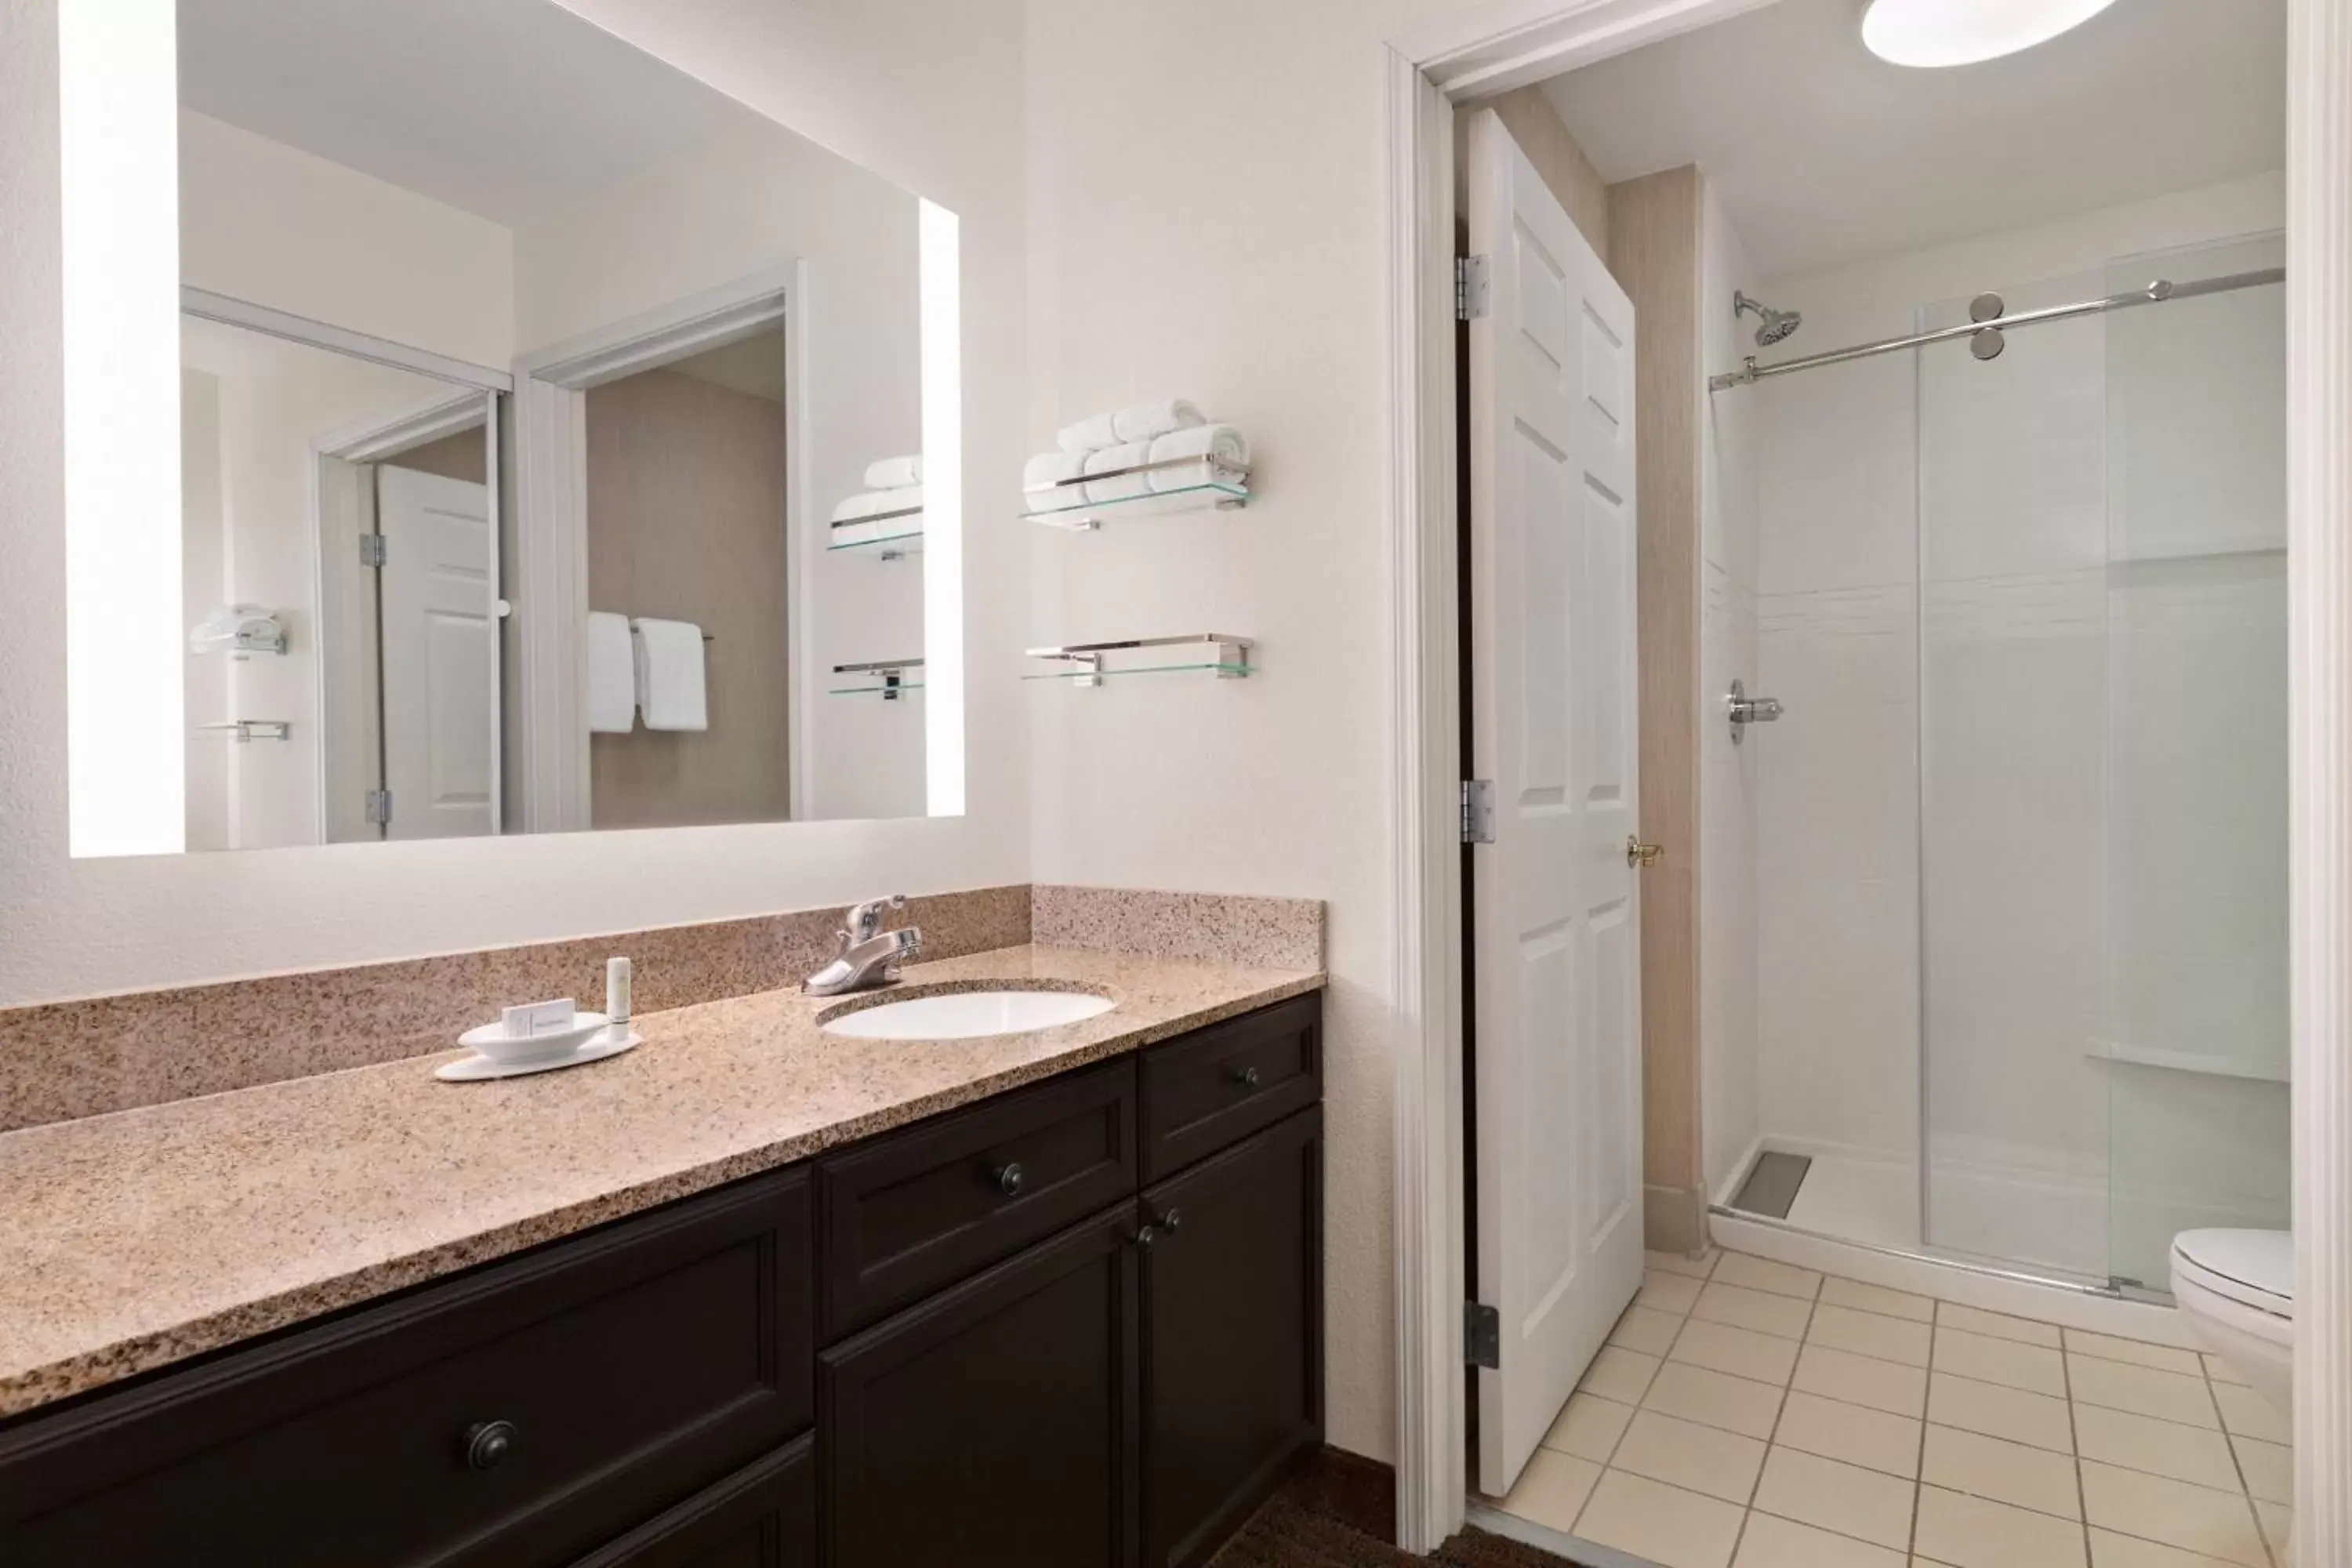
[62,0,962,855]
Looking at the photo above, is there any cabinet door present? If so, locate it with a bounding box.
[819,1205,1141,1568]
[569,1437,812,1568]
[1139,1107,1323,1568]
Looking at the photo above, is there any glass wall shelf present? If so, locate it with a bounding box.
[1022,458,1249,532]
[829,659,923,700]
[1025,634,1252,688]
[197,720,291,742]
[827,505,924,559]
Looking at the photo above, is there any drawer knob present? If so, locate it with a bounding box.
[1131,1225,1156,1250]
[993,1161,1025,1197]
[1228,1064,1261,1088]
[1153,1207,1181,1233]
[464,1419,517,1472]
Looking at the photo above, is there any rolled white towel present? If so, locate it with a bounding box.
[862,454,923,490]
[1083,441,1152,505]
[1055,411,1120,455]
[830,520,880,547]
[1022,451,1089,511]
[1145,424,1250,492]
[1112,398,1204,444]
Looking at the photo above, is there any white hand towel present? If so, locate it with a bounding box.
[862,454,923,490]
[587,612,636,733]
[1083,441,1153,505]
[1111,398,1205,444]
[630,618,709,732]
[1022,450,1089,511]
[1145,424,1250,492]
[1055,411,1120,455]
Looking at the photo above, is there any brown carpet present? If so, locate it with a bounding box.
[1208,1460,1595,1568]
[1206,1495,1593,1566]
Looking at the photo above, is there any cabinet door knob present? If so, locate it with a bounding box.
[464,1419,517,1472]
[992,1161,1024,1197]
[1131,1225,1156,1250]
[1153,1207,1181,1233]
[1228,1064,1261,1088]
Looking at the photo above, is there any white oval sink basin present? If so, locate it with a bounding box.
[822,989,1115,1040]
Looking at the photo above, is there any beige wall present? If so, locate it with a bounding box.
[1607,165,1708,1254]
[586,367,793,829]
[387,426,487,486]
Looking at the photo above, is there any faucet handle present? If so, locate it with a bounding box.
[847,893,909,941]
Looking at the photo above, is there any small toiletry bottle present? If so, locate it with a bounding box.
[606,957,633,1043]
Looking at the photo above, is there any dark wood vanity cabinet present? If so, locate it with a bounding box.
[1140,1105,1324,1568]
[0,992,1322,1568]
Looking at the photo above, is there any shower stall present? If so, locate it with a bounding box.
[1705,231,2289,1299]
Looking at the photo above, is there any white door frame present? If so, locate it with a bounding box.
[1381,0,2352,1555]
[510,263,810,830]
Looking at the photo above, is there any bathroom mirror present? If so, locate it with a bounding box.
[67,0,960,854]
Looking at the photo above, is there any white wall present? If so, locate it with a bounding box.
[1020,0,1488,1463]
[1745,172,2287,1276]
[180,110,514,368]
[1698,177,1762,1204]
[0,0,1029,1003]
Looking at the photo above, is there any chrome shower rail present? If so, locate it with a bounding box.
[1708,266,2285,390]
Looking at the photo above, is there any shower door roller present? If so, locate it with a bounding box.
[1728,679,1784,743]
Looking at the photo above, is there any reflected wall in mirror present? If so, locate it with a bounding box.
[72,0,958,854]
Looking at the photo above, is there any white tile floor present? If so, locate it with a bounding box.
[1488,1248,2292,1568]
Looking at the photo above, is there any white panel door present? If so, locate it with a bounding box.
[1465,108,1644,1499]
[376,465,495,840]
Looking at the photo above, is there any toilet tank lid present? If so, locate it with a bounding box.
[2172,1229,2293,1308]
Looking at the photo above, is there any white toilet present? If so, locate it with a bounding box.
[2169,1228,2294,1421]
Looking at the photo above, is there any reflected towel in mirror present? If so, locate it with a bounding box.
[630,618,709,731]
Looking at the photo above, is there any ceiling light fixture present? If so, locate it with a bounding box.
[1860,0,2122,67]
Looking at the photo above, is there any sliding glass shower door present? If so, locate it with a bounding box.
[1917,235,2290,1287]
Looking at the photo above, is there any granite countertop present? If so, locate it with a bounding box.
[0,944,1323,1421]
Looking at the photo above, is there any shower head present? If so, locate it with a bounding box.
[1734,291,1802,347]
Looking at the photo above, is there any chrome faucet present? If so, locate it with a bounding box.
[804,895,922,996]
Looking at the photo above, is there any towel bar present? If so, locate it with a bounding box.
[198,720,291,742]
[830,658,925,701]
[1022,458,1249,532]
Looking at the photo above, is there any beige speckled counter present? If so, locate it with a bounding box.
[0,945,1321,1421]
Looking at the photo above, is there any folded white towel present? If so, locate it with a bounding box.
[1022,451,1089,511]
[587,612,636,734]
[862,454,923,490]
[630,618,708,732]
[830,520,880,547]
[1083,441,1153,505]
[1055,411,1120,455]
[829,484,924,524]
[1145,424,1250,492]
[1112,398,1204,444]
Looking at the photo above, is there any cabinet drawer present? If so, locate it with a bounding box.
[1139,994,1320,1181]
[570,1435,812,1568]
[0,1170,813,1568]
[817,1058,1136,1340]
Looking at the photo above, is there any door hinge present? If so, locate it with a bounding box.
[365,789,393,826]
[1460,779,1495,844]
[359,534,387,568]
[1465,1301,1500,1369]
[1456,254,1490,321]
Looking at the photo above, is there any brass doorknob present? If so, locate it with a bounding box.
[1627,837,1663,869]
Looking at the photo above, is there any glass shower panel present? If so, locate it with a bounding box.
[1918,268,2114,1281]
[2101,235,2290,1289]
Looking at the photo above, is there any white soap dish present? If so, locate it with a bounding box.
[437,1029,640,1081]
[438,1011,641,1081]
